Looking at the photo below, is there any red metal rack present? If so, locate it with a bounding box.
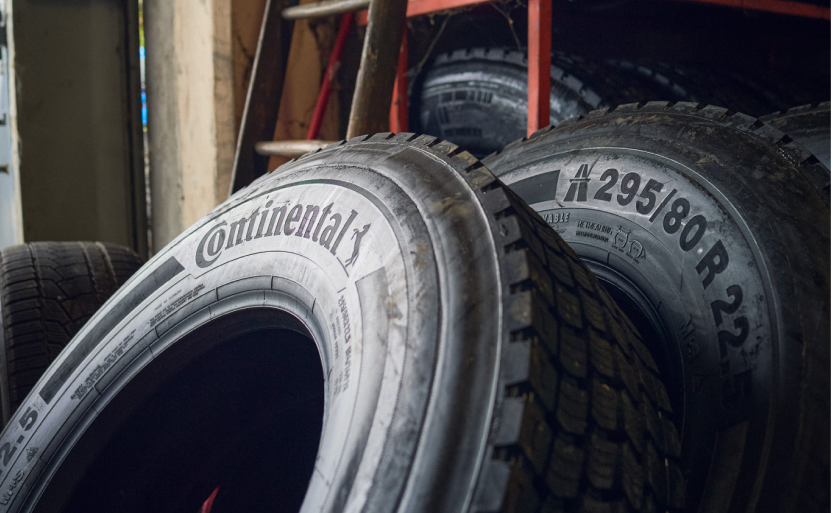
[230,0,831,193]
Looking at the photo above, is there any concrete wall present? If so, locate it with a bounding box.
[13,0,146,255]
[145,0,235,253]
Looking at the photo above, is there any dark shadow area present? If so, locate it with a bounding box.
[59,325,324,513]
[406,1,830,113]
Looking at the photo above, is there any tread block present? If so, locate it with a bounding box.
[546,437,585,498]
[0,241,143,414]
[591,379,619,431]
[558,325,588,379]
[555,378,588,435]
[587,432,620,490]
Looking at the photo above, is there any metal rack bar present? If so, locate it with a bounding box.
[237,0,827,193]
[671,0,830,19]
[527,0,552,136]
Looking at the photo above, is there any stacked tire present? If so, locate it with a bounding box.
[410,48,820,159]
[0,134,684,513]
[0,107,826,512]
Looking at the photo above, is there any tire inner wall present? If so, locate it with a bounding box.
[34,311,325,513]
[56,325,324,513]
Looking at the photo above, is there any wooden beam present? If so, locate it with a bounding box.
[230,0,294,193]
[232,0,269,136]
[346,0,409,138]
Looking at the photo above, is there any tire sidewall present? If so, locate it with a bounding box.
[414,51,595,157]
[485,107,830,511]
[0,138,504,513]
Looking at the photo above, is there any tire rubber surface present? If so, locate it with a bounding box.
[608,61,784,118]
[0,242,143,424]
[411,49,701,160]
[411,49,604,158]
[0,134,681,513]
[483,102,830,513]
[761,102,831,171]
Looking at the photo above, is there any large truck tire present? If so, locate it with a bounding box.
[608,61,784,118]
[411,48,599,158]
[483,102,830,513]
[0,242,143,424]
[761,102,831,171]
[411,49,699,159]
[0,134,682,513]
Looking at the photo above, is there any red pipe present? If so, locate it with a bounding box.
[200,487,220,513]
[307,13,354,140]
[389,31,408,133]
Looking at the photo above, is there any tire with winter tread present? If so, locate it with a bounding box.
[483,102,830,513]
[0,242,143,424]
[0,134,681,513]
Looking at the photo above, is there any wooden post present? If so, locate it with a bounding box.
[527,0,551,136]
[346,0,408,138]
[230,0,294,193]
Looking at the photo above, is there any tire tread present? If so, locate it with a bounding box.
[0,242,143,415]
[414,139,686,512]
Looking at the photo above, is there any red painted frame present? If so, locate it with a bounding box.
[357,0,829,135]
[527,0,552,135]
[670,0,829,18]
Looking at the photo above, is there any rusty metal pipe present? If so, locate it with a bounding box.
[255,140,335,158]
[282,0,370,19]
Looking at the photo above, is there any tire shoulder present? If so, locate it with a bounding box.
[485,101,830,206]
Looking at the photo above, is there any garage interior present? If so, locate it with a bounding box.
[0,0,828,512]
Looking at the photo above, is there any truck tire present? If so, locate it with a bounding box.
[608,61,783,118]
[411,48,599,158]
[0,134,681,513]
[411,49,700,159]
[483,102,830,513]
[0,242,143,424]
[761,102,831,171]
